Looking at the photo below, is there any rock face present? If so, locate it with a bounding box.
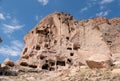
[0,58,17,76]
[3,58,15,67]
[18,12,120,70]
[0,38,2,43]
[86,54,113,69]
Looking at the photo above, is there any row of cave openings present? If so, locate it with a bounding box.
[23,36,80,55]
[21,52,75,71]
[39,52,74,71]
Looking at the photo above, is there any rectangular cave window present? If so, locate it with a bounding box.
[67,47,72,50]
[36,30,41,33]
[23,48,28,54]
[40,55,46,60]
[107,41,112,44]
[70,53,74,56]
[36,29,46,35]
[49,61,55,66]
[56,61,66,66]
[42,64,49,70]
[66,37,69,40]
[36,45,40,50]
[73,44,80,50]
[20,62,28,66]
[49,67,55,71]
[29,65,37,68]
[107,41,112,45]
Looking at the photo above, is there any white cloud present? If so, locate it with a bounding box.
[80,7,88,12]
[96,11,109,16]
[100,0,114,4]
[3,24,24,34]
[0,13,5,20]
[0,40,24,56]
[38,0,49,5]
[2,18,24,34]
[35,15,39,21]
[11,40,24,49]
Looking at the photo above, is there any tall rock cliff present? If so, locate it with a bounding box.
[18,12,120,70]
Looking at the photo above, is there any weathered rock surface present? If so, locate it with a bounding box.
[0,38,2,43]
[3,58,15,67]
[18,12,120,70]
[0,59,17,76]
[86,54,113,69]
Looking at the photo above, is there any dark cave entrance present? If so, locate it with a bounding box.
[42,64,49,70]
[56,61,66,66]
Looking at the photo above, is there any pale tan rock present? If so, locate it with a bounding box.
[26,77,35,81]
[86,54,113,69]
[112,69,120,74]
[3,58,15,67]
[18,12,120,70]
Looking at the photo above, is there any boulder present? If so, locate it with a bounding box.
[0,63,17,76]
[86,54,113,69]
[3,58,15,67]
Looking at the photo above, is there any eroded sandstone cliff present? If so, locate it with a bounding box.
[18,12,120,70]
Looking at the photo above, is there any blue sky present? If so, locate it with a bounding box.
[0,0,120,62]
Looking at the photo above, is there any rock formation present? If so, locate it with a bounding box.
[18,12,120,70]
[3,58,15,67]
[0,38,2,43]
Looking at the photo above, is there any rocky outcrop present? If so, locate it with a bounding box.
[3,58,15,67]
[86,54,113,69]
[0,58,17,76]
[0,38,2,43]
[18,12,120,70]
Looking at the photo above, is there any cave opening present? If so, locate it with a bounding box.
[70,53,74,56]
[67,59,72,65]
[20,62,28,66]
[73,43,80,50]
[29,65,37,68]
[36,45,40,50]
[56,61,66,66]
[49,67,55,71]
[49,61,55,66]
[42,64,49,70]
[23,48,28,54]
[66,37,69,40]
[40,55,46,60]
[67,47,72,50]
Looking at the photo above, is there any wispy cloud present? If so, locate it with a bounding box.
[35,15,43,21]
[38,0,49,5]
[80,7,88,13]
[96,11,109,17]
[2,18,24,34]
[100,0,114,4]
[0,40,24,56]
[3,24,24,34]
[0,13,5,20]
[35,15,39,21]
